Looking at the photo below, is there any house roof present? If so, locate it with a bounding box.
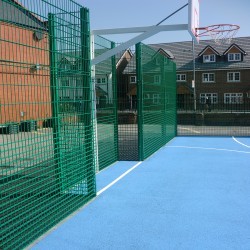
[0,0,47,30]
[148,37,250,72]
[155,48,175,59]
[198,45,221,57]
[223,43,246,55]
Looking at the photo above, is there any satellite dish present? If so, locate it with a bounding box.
[33,31,44,41]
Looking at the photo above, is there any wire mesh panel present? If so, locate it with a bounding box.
[93,35,118,171]
[0,1,95,249]
[118,44,176,161]
[117,45,139,160]
[137,43,176,160]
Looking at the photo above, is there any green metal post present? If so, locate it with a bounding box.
[111,41,119,159]
[161,59,167,144]
[80,7,96,196]
[173,63,177,136]
[48,13,62,192]
[136,43,144,161]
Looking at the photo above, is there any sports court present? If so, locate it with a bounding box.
[30,136,250,249]
[1,0,249,249]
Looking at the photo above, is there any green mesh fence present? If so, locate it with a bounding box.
[117,43,176,161]
[93,35,118,171]
[0,1,95,249]
[137,43,176,160]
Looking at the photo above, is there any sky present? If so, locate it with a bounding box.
[75,0,250,44]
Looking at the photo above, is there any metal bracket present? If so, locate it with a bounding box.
[91,24,188,65]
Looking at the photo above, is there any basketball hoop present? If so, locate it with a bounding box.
[195,24,240,45]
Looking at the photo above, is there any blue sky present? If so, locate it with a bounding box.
[76,0,250,44]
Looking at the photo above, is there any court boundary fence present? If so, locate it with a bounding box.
[0,1,177,249]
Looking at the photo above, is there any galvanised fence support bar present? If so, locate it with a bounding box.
[92,24,189,35]
[48,13,62,192]
[80,7,96,195]
[136,43,144,161]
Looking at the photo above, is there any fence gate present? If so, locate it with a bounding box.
[0,1,95,249]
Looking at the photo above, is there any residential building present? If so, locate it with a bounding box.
[149,37,250,112]
[120,37,250,113]
[0,0,51,125]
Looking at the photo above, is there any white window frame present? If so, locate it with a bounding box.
[60,79,71,99]
[155,57,162,65]
[177,74,186,82]
[224,93,243,104]
[228,53,241,62]
[202,73,215,83]
[200,93,218,104]
[154,75,161,84]
[96,77,106,84]
[227,72,240,82]
[153,93,160,104]
[130,76,136,84]
[203,54,216,63]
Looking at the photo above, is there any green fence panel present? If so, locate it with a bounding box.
[137,43,176,160]
[117,44,176,161]
[0,1,95,249]
[93,35,118,171]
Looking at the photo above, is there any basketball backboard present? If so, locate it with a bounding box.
[188,0,200,43]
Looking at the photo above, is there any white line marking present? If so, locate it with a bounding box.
[232,136,250,148]
[168,145,250,154]
[179,127,201,134]
[97,161,143,196]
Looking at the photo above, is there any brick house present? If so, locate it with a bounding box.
[149,37,250,112]
[0,0,51,125]
[120,37,250,113]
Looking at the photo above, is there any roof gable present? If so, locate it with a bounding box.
[156,48,175,59]
[223,44,247,55]
[0,0,47,29]
[198,45,220,57]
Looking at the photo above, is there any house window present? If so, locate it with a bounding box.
[97,77,106,84]
[155,57,162,65]
[228,53,241,62]
[130,76,136,83]
[177,74,186,82]
[203,54,216,63]
[200,93,218,104]
[61,79,70,87]
[60,79,70,99]
[202,73,215,83]
[154,75,161,84]
[227,72,240,82]
[153,94,160,104]
[224,93,243,104]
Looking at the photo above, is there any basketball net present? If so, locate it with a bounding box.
[196,24,240,45]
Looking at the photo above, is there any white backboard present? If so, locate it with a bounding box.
[188,0,200,43]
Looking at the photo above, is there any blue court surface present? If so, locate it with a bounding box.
[30,136,250,250]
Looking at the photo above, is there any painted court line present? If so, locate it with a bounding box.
[168,145,250,154]
[232,136,250,148]
[179,127,201,134]
[97,161,143,196]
